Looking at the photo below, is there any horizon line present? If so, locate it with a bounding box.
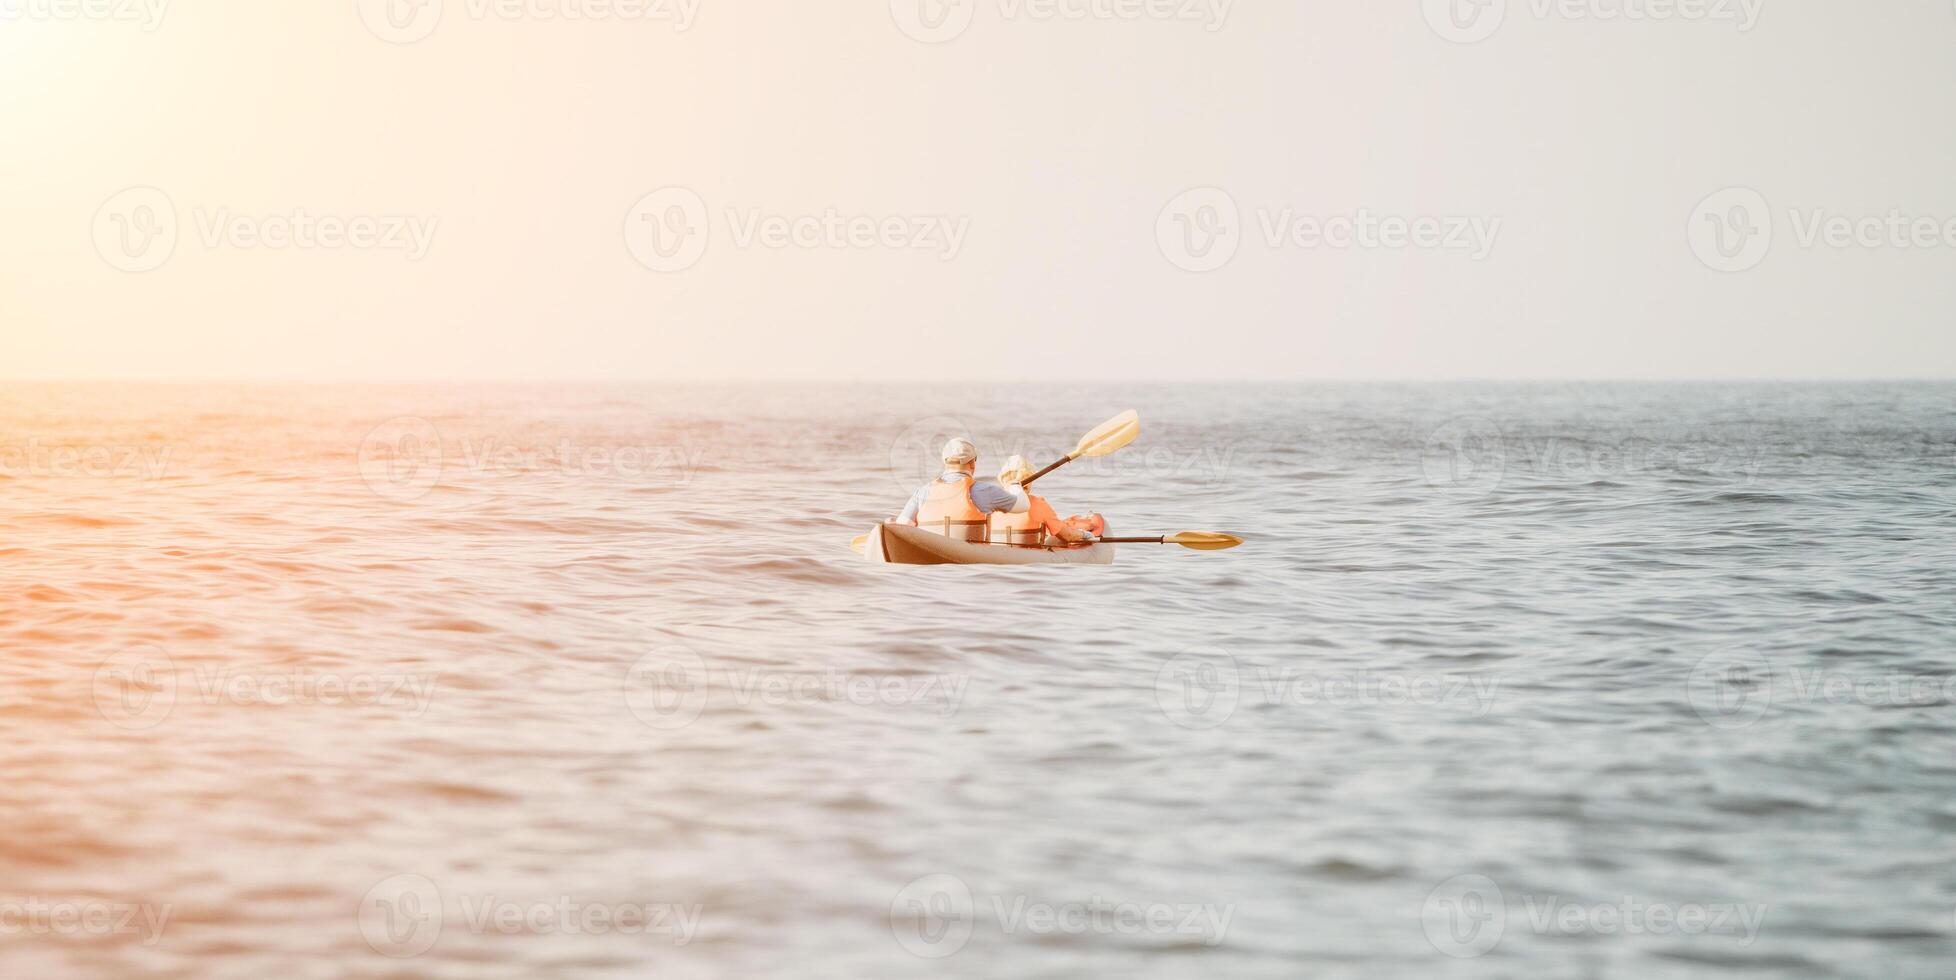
[4,377,1955,386]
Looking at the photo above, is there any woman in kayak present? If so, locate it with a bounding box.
[990,455,1104,547]
[892,438,1030,542]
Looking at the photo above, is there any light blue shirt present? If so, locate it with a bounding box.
[896,471,1029,524]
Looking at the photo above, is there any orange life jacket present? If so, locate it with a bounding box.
[990,495,1050,546]
[995,504,1106,547]
[916,474,989,542]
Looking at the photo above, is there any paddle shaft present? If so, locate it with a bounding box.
[1098,536,1167,544]
[1017,454,1072,489]
[1018,410,1139,490]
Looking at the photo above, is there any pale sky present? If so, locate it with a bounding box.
[4,0,1954,381]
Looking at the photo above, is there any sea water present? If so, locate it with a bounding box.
[1,382,1952,978]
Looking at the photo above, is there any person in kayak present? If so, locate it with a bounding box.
[892,438,1029,542]
[990,455,1103,547]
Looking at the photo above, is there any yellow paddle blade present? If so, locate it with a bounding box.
[1164,531,1243,551]
[850,533,868,555]
[1071,409,1140,459]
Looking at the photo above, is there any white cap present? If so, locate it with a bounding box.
[940,437,978,464]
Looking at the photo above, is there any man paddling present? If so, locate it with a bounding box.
[990,454,1102,546]
[892,438,1029,542]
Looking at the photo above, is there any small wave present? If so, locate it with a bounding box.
[411,618,497,633]
[17,512,136,529]
[1687,491,1797,506]
[1787,589,1889,605]
[729,558,855,586]
[407,780,521,803]
[1299,857,1403,882]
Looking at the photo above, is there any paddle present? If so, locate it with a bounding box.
[1098,531,1243,551]
[1019,410,1140,489]
[850,533,868,555]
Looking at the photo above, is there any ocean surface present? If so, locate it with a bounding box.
[2,382,1953,979]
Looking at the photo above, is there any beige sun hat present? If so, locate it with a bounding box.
[996,454,1035,484]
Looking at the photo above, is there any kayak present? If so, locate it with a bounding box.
[865,523,1116,566]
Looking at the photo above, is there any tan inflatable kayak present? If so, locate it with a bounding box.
[864,523,1116,566]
